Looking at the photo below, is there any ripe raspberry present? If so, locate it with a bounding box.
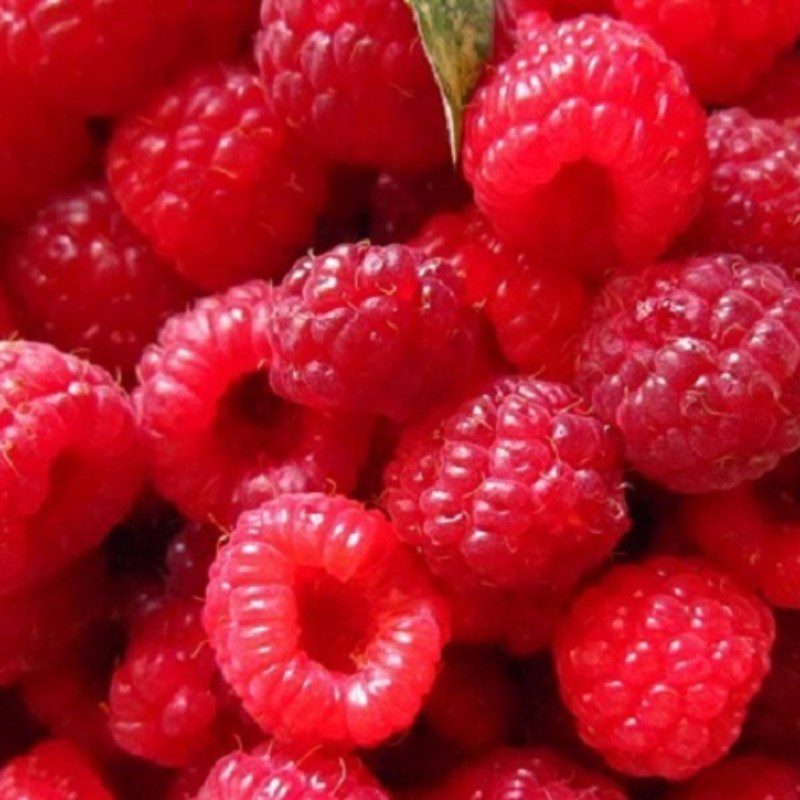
[413,207,587,378]
[743,52,800,126]
[666,755,800,800]
[203,493,449,748]
[383,375,629,592]
[196,743,389,800]
[555,557,775,779]
[0,290,17,338]
[0,740,113,800]
[613,0,800,104]
[3,180,193,385]
[165,523,220,599]
[136,281,370,524]
[267,243,487,421]
[0,340,143,593]
[687,110,800,270]
[256,0,447,171]
[462,15,708,280]
[108,64,327,292]
[577,254,800,493]
[507,0,615,20]
[433,747,627,800]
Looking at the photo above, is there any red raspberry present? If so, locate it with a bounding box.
[555,557,775,779]
[462,15,708,280]
[687,110,800,270]
[256,0,447,171]
[0,340,143,593]
[577,255,800,493]
[3,180,193,385]
[196,743,389,800]
[666,755,800,800]
[744,52,800,126]
[135,281,371,524]
[0,740,113,800]
[267,243,487,421]
[203,493,449,748]
[0,290,17,338]
[432,747,627,800]
[165,523,220,600]
[613,0,800,104]
[507,0,615,20]
[108,64,327,292]
[413,207,587,378]
[383,375,629,592]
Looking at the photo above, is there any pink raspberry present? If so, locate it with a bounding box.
[0,739,113,800]
[462,15,708,280]
[266,242,488,421]
[687,110,800,270]
[3,180,193,385]
[555,557,775,779]
[0,340,143,593]
[203,493,449,748]
[383,375,629,592]
[744,52,800,125]
[577,254,800,493]
[256,0,447,171]
[108,64,327,291]
[135,281,371,524]
[613,0,800,103]
[413,207,587,378]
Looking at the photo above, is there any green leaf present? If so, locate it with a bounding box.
[406,0,494,162]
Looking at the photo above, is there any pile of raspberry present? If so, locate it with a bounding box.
[4,0,800,798]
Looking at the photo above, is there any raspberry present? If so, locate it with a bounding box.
[107,64,327,292]
[203,493,449,748]
[383,375,629,592]
[196,743,389,800]
[0,340,143,593]
[433,747,627,800]
[165,523,220,600]
[577,255,800,493]
[555,557,775,779]
[3,180,193,385]
[136,281,371,524]
[0,740,113,800]
[256,0,447,171]
[462,15,708,280]
[612,0,800,104]
[267,243,488,421]
[744,52,800,125]
[0,291,17,338]
[413,207,587,378]
[666,755,800,800]
[687,110,800,270]
[507,0,615,20]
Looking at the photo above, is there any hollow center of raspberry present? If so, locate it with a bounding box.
[295,569,373,674]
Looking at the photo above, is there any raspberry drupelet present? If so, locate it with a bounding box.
[203,493,450,749]
[135,281,371,524]
[577,254,800,493]
[108,64,327,292]
[266,243,488,422]
[555,557,775,779]
[0,340,143,593]
[383,375,629,592]
[612,0,800,104]
[462,15,708,280]
[0,739,113,800]
[3,180,193,385]
[256,0,448,171]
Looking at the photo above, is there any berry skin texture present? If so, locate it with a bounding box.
[256,0,447,171]
[267,243,487,422]
[744,52,800,126]
[108,64,327,292]
[0,740,113,800]
[687,110,800,270]
[462,15,708,280]
[555,557,775,779]
[196,743,389,800]
[383,375,629,592]
[0,340,143,593]
[613,0,800,104]
[3,180,193,385]
[577,254,800,493]
[203,493,449,749]
[136,281,371,524]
